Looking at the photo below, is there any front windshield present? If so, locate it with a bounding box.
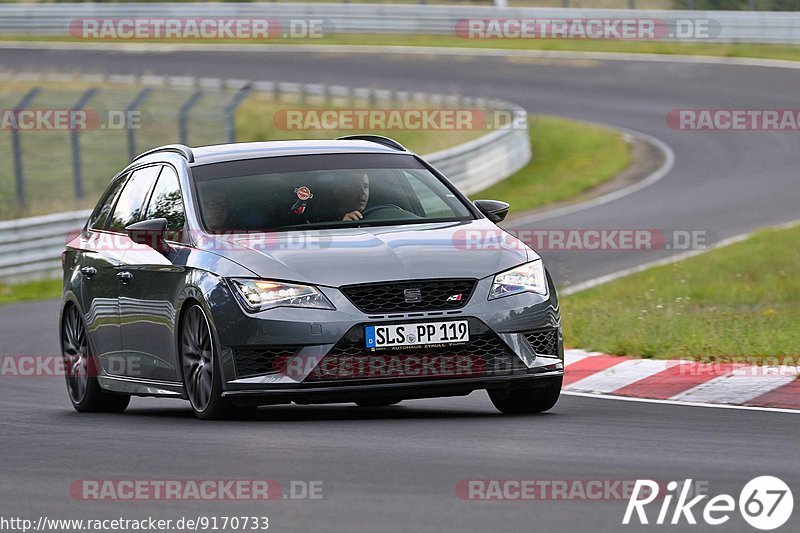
[191,153,474,232]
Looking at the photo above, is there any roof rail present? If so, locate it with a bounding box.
[133,144,195,163]
[335,134,407,152]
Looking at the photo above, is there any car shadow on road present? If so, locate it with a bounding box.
[119,406,492,422]
[110,402,557,423]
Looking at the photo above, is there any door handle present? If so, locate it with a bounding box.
[79,266,97,278]
[116,271,133,283]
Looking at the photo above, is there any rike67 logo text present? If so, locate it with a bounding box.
[624,477,793,530]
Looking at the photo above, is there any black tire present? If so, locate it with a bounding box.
[179,303,237,420]
[61,304,130,413]
[488,377,562,415]
[354,398,402,408]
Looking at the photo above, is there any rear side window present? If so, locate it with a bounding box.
[88,176,127,230]
[107,166,162,233]
[144,166,186,237]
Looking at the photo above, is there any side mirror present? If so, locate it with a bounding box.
[474,200,510,223]
[125,218,172,254]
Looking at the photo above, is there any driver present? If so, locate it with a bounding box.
[334,171,370,221]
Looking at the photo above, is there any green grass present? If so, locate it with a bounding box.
[562,225,800,361]
[0,277,61,304]
[282,35,800,63]
[472,116,631,212]
[5,34,800,63]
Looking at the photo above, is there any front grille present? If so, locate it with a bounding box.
[525,328,559,356]
[306,331,524,382]
[340,279,477,313]
[232,347,299,378]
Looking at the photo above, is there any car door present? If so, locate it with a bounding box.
[98,164,163,378]
[79,175,128,374]
[118,165,189,382]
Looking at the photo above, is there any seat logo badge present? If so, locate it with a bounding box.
[447,294,463,302]
[404,288,422,303]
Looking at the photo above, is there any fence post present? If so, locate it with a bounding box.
[70,87,98,200]
[11,87,41,208]
[178,89,203,145]
[298,83,306,106]
[224,84,252,144]
[125,88,154,160]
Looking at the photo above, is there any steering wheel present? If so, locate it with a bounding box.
[359,204,419,220]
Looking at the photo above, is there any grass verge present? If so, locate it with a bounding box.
[4,34,800,63]
[472,116,630,212]
[0,277,61,305]
[561,224,800,360]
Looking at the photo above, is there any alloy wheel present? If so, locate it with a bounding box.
[181,305,215,413]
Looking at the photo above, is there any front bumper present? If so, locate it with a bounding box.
[207,274,563,404]
[223,371,563,407]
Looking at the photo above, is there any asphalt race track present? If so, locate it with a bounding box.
[0,46,798,532]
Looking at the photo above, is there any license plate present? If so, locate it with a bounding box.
[365,320,469,350]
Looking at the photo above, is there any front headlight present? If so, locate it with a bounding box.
[228,278,335,312]
[489,260,548,300]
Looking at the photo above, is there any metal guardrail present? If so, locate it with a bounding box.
[0,209,91,282]
[427,120,530,196]
[0,4,798,43]
[0,76,530,283]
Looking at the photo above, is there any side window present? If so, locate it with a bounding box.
[88,176,127,230]
[107,166,162,233]
[144,166,186,239]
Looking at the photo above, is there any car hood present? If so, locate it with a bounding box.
[199,219,535,287]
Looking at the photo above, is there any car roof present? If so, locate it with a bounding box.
[188,139,410,166]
